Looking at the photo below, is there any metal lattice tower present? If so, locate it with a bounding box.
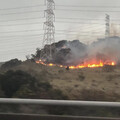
[41,0,55,60]
[105,14,110,38]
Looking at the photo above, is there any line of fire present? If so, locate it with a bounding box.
[35,37,118,69]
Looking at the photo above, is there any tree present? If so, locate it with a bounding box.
[0,70,36,98]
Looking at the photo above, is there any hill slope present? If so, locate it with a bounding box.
[3,61,120,101]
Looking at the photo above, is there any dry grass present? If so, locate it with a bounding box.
[7,61,120,101]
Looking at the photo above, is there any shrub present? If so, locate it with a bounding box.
[0,70,68,100]
[1,59,22,70]
[78,74,85,81]
[80,89,107,101]
[102,65,115,72]
[58,69,64,73]
[0,70,36,98]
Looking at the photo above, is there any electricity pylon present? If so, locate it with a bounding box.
[105,14,110,38]
[41,0,55,60]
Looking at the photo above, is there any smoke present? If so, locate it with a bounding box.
[110,24,120,36]
[40,36,120,66]
[87,36,120,63]
[54,36,120,65]
[51,40,87,65]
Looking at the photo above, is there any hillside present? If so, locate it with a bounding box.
[0,62,4,67]
[0,60,120,117]
[1,37,120,116]
[33,37,120,66]
[2,61,120,101]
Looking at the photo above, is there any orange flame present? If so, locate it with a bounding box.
[36,60,116,69]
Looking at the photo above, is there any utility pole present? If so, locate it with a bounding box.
[105,14,110,38]
[41,0,55,60]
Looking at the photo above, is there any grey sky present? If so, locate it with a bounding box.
[0,0,120,61]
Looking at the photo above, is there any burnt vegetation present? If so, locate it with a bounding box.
[32,40,87,65]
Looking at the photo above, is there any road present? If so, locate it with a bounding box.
[0,113,119,120]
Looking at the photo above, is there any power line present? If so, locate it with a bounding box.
[0,27,105,35]
[0,34,43,38]
[56,23,105,31]
[0,4,44,11]
[0,31,104,41]
[0,27,105,37]
[0,35,42,39]
[0,38,42,44]
[0,22,43,27]
[0,41,41,45]
[0,36,106,49]
[56,17,104,21]
[56,21,104,25]
[56,17,120,21]
[0,17,44,22]
[0,29,43,33]
[0,36,43,42]
[56,33,104,36]
[0,10,43,16]
[0,29,75,34]
[0,43,42,48]
[57,31,104,34]
[0,32,104,39]
[0,48,38,53]
[1,17,119,23]
[75,25,105,31]
[56,5,120,8]
[56,9,120,13]
[0,42,43,48]
[0,29,104,34]
[0,35,81,44]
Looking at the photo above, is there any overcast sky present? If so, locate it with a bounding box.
[0,0,120,62]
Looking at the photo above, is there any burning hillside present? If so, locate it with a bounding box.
[36,59,115,69]
[34,36,120,69]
